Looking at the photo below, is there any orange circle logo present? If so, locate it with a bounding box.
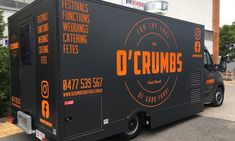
[122,18,181,107]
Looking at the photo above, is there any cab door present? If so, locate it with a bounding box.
[203,50,216,102]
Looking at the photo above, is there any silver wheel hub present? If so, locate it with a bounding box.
[215,91,223,104]
[125,116,139,135]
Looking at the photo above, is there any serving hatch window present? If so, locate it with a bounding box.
[20,22,32,65]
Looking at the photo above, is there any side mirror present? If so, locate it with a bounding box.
[216,60,227,73]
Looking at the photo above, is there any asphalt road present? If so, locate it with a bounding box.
[1,82,235,141]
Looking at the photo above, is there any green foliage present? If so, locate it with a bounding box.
[0,11,5,39]
[0,47,10,117]
[0,10,9,117]
[220,24,235,63]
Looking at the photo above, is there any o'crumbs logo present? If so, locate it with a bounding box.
[116,18,182,107]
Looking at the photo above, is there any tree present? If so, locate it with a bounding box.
[0,47,10,117]
[0,11,9,117]
[0,11,4,38]
[219,24,235,63]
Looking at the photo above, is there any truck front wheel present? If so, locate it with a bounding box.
[212,87,224,107]
[119,114,142,140]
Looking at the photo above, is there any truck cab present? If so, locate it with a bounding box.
[203,47,226,106]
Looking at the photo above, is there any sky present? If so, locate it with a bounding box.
[220,0,235,26]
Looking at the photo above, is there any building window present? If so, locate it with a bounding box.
[161,1,168,11]
[205,30,213,41]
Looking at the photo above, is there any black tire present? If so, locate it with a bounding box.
[119,114,142,140]
[212,87,224,107]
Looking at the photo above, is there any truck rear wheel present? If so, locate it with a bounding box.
[212,87,224,107]
[119,114,142,140]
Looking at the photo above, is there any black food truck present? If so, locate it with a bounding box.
[9,0,226,140]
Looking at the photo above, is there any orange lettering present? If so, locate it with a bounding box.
[62,10,90,23]
[10,42,19,50]
[116,50,127,76]
[41,56,48,64]
[152,52,160,74]
[37,12,48,24]
[38,34,49,44]
[40,118,52,128]
[170,53,176,73]
[62,0,89,13]
[37,23,49,34]
[134,51,141,75]
[39,45,49,54]
[63,44,79,55]
[160,52,169,73]
[63,33,87,44]
[177,53,182,72]
[142,51,151,74]
[63,22,88,33]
